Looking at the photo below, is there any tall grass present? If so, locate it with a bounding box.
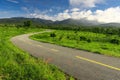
[0,27,72,80]
[31,30,120,57]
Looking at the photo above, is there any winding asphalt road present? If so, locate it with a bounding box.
[11,31,120,80]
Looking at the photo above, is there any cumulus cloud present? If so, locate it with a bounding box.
[30,13,54,20]
[71,8,80,12]
[88,7,120,23]
[69,0,104,8]
[7,0,19,4]
[29,6,120,23]
[21,7,29,13]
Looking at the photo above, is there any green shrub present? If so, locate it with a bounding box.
[59,35,63,41]
[87,39,92,43]
[80,36,87,41]
[66,35,70,39]
[110,39,119,44]
[50,33,56,37]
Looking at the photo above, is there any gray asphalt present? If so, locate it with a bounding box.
[11,31,120,80]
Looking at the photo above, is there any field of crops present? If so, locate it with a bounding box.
[0,26,72,80]
[31,30,120,57]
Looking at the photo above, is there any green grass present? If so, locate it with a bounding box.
[31,30,120,57]
[0,27,73,80]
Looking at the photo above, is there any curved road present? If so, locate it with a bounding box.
[11,31,120,80]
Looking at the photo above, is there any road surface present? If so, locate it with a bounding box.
[11,31,120,80]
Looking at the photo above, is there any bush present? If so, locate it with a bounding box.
[16,25,22,29]
[80,36,87,41]
[87,39,92,43]
[23,20,32,28]
[110,39,119,44]
[59,35,63,41]
[50,33,56,37]
[66,35,70,39]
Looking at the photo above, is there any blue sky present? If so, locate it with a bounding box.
[0,0,69,17]
[0,0,120,23]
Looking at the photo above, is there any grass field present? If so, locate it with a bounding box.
[31,30,120,57]
[0,26,74,80]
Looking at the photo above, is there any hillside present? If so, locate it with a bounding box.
[0,17,53,25]
[54,18,100,26]
[0,17,120,27]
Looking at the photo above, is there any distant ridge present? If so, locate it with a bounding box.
[99,23,120,27]
[0,17,120,27]
[0,17,53,25]
[54,18,101,26]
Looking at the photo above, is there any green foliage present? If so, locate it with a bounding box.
[58,35,63,41]
[23,20,32,28]
[0,27,70,80]
[31,30,120,57]
[50,33,56,37]
[87,39,91,43]
[80,36,87,41]
[110,38,120,44]
[16,24,22,29]
[43,24,120,36]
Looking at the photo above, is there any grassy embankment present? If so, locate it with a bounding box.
[31,30,120,57]
[0,26,74,80]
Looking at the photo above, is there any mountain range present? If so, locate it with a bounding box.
[0,17,120,27]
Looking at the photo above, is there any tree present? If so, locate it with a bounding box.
[16,24,22,29]
[50,33,56,37]
[110,38,119,45]
[23,20,32,28]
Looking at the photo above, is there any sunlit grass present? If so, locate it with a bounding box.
[31,30,120,57]
[0,27,72,80]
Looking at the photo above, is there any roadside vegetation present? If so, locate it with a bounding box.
[31,30,120,57]
[1,19,120,80]
[0,25,73,80]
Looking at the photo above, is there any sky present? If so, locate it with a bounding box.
[0,0,120,23]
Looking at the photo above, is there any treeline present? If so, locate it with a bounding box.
[41,24,120,36]
[1,20,120,36]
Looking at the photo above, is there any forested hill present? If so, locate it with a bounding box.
[54,18,100,26]
[0,17,53,25]
[0,17,120,28]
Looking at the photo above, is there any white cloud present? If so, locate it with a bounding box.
[21,7,29,12]
[88,7,120,23]
[71,8,80,12]
[55,12,71,20]
[30,13,54,20]
[7,0,19,3]
[29,6,120,23]
[69,0,104,8]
